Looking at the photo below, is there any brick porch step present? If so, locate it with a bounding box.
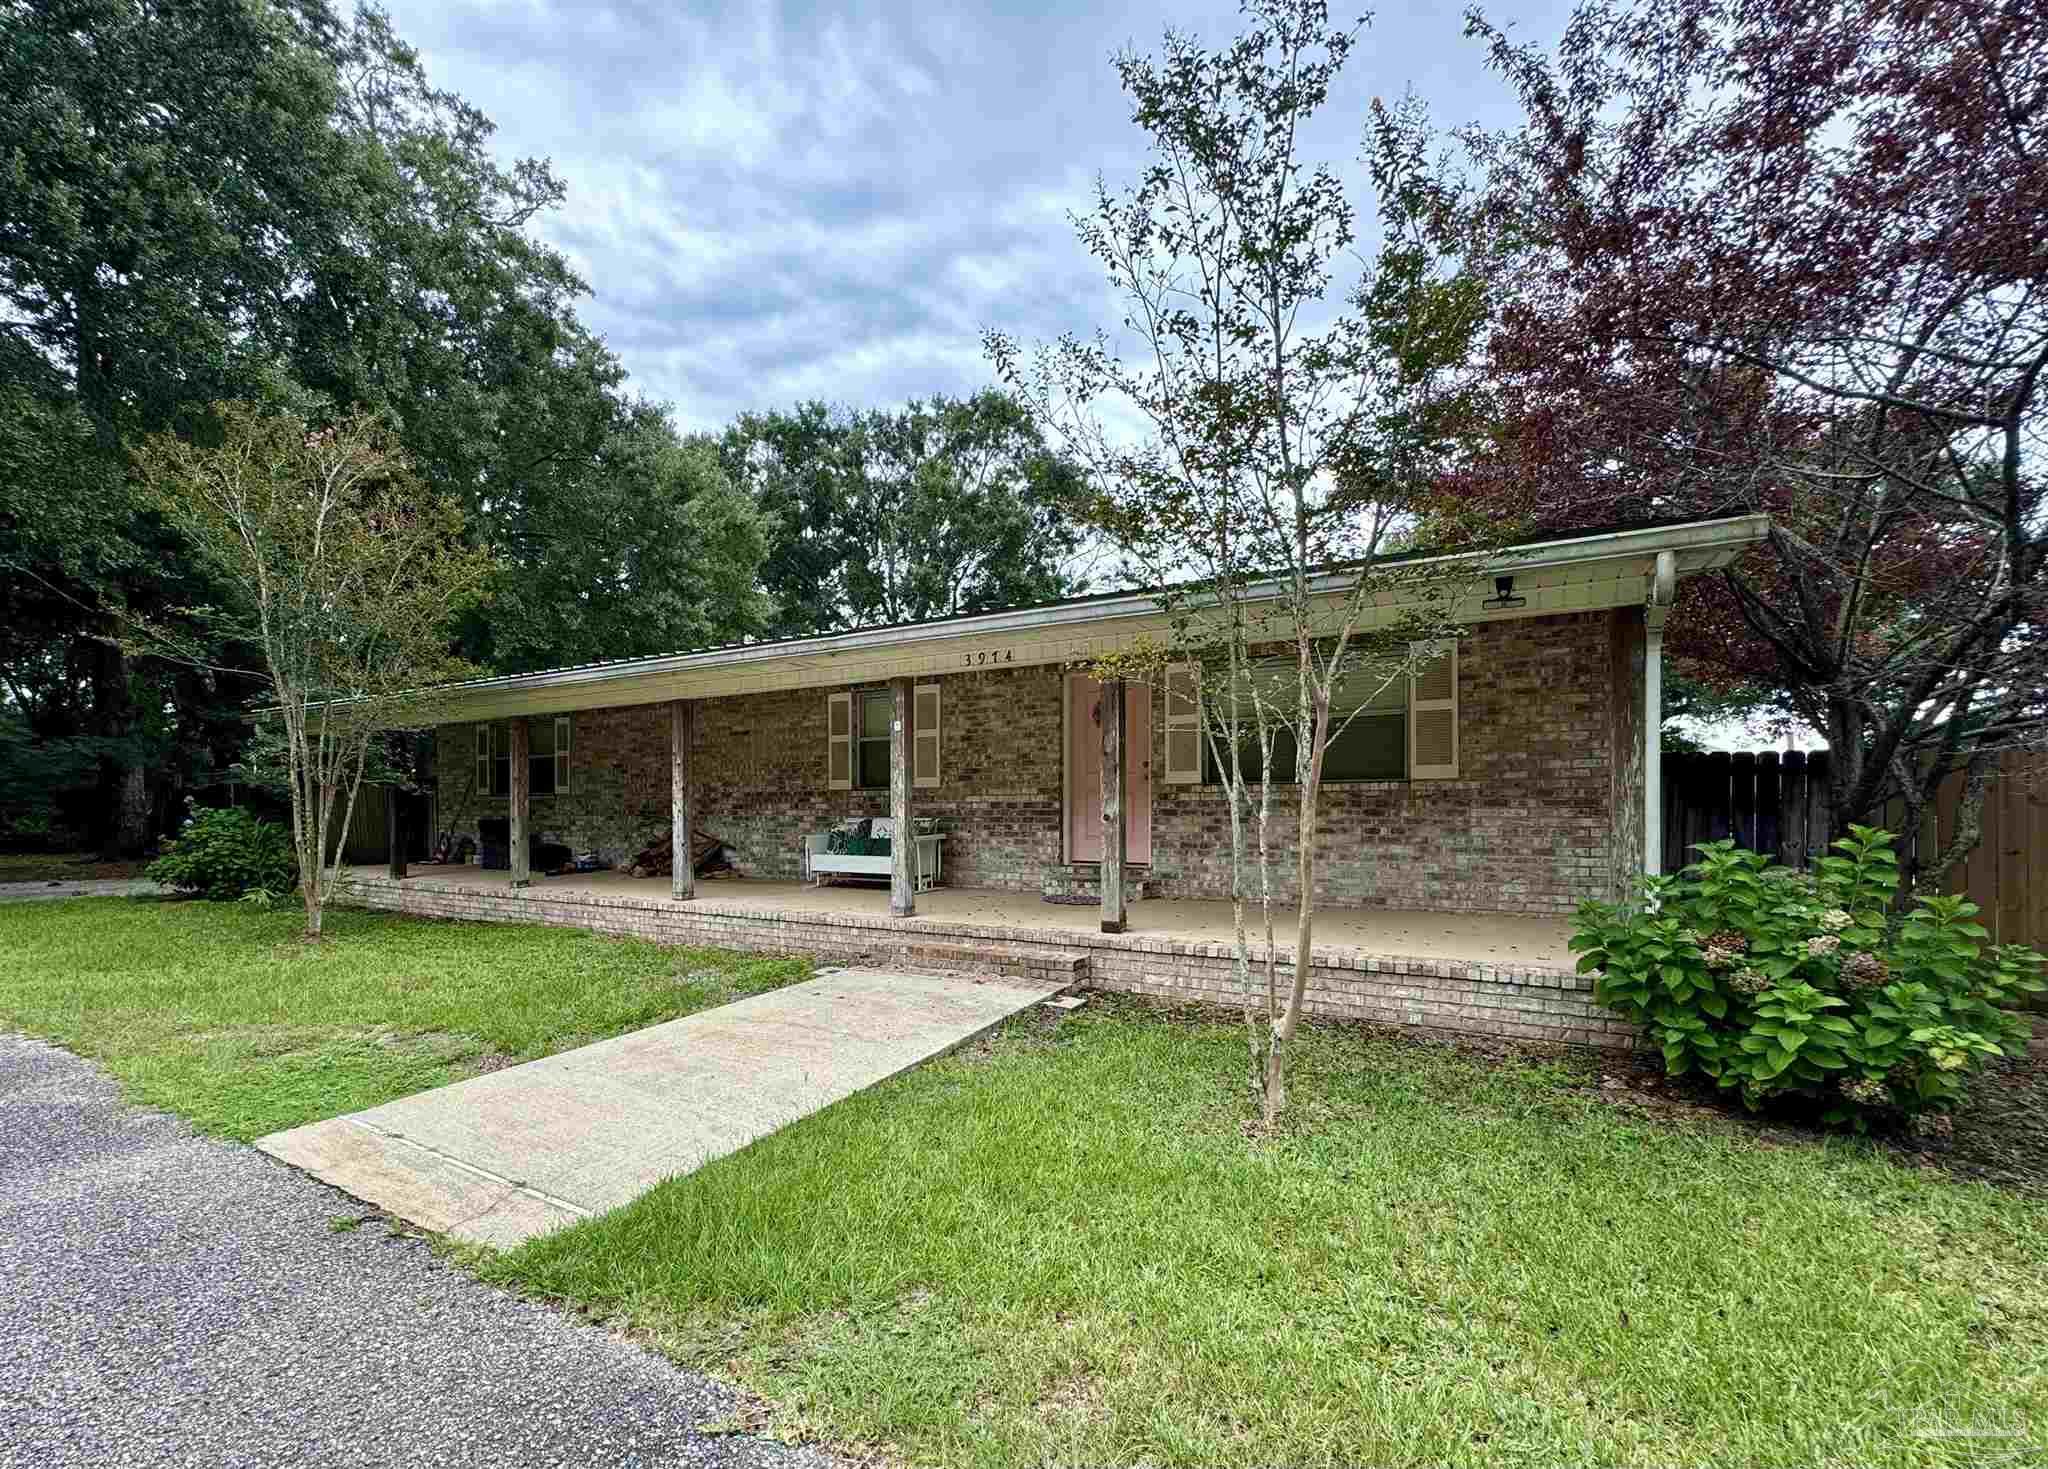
[889,940,1088,987]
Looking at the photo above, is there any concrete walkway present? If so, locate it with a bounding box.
[0,879,159,902]
[259,968,1063,1248]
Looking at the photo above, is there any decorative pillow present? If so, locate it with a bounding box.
[825,830,849,855]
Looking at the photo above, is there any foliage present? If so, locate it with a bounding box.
[0,900,807,1140]
[1574,828,2042,1125]
[0,0,691,843]
[719,391,1090,638]
[483,997,2048,1466]
[0,708,99,850]
[135,403,493,938]
[1455,0,2048,887]
[465,407,773,671]
[145,806,296,902]
[989,0,1506,1122]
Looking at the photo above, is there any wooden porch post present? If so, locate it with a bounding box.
[671,698,694,901]
[385,784,406,880]
[889,676,914,917]
[1100,677,1126,933]
[507,719,531,889]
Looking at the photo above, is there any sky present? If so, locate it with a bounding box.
[397,0,1579,433]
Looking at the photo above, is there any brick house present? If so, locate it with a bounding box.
[407,515,1762,916]
[345,514,1764,1048]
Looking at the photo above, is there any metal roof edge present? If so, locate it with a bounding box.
[423,513,1767,700]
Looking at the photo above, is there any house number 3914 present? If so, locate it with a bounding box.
[962,648,1015,667]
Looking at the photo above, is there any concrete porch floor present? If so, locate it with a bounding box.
[351,865,1575,967]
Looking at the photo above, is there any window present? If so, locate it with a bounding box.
[856,690,892,789]
[476,718,570,797]
[530,717,562,796]
[1205,666,1406,784]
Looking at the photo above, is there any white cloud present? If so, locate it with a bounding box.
[394,0,1575,429]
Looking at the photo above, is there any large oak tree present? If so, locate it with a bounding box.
[719,390,1090,638]
[0,0,765,849]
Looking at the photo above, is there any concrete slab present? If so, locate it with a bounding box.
[257,968,1061,1249]
[344,865,1574,966]
[0,879,160,902]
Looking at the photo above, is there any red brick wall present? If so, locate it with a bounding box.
[434,610,1636,914]
[437,666,1068,889]
[1145,611,1625,914]
[341,872,1638,1049]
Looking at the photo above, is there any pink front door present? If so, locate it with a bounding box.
[1066,675,1152,865]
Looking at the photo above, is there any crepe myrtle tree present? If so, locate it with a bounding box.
[137,403,493,939]
[991,0,1508,1124]
[1454,0,2048,891]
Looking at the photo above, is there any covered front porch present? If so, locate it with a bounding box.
[345,864,1574,964]
[336,864,1627,1049]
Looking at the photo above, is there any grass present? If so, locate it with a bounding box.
[482,1000,2048,1468]
[0,897,807,1139]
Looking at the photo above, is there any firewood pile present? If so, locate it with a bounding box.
[628,828,730,879]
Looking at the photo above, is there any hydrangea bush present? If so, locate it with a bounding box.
[1573,827,2043,1130]
[146,806,298,902]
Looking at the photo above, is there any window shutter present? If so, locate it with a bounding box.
[913,683,941,788]
[1408,640,1459,779]
[827,692,853,790]
[553,716,571,794]
[475,723,491,796]
[1162,662,1201,785]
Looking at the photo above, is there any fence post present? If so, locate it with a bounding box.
[1805,751,1832,865]
[1778,751,1807,867]
[1731,751,1758,852]
[1754,751,1781,864]
[1663,751,1692,872]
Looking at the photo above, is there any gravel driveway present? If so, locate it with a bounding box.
[0,1034,833,1468]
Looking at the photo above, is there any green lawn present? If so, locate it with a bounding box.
[483,1001,2048,1469]
[0,897,807,1138]
[3,899,2039,1464]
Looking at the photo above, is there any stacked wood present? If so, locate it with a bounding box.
[628,827,727,879]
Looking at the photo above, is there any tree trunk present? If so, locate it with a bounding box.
[1915,752,1995,898]
[110,763,150,860]
[90,638,151,860]
[1261,1033,1287,1128]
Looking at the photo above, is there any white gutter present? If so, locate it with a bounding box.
[1643,550,1678,882]
[425,513,1768,703]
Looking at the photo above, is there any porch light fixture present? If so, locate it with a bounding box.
[1481,574,1527,610]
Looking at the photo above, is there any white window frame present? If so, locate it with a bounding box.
[853,689,894,791]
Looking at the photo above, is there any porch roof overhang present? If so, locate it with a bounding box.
[419,513,1768,723]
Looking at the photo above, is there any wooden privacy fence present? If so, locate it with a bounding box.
[1661,748,2047,949]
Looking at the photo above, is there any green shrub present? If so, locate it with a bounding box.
[1573,826,2042,1128]
[147,806,297,902]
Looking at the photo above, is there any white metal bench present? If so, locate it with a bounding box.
[803,832,944,892]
